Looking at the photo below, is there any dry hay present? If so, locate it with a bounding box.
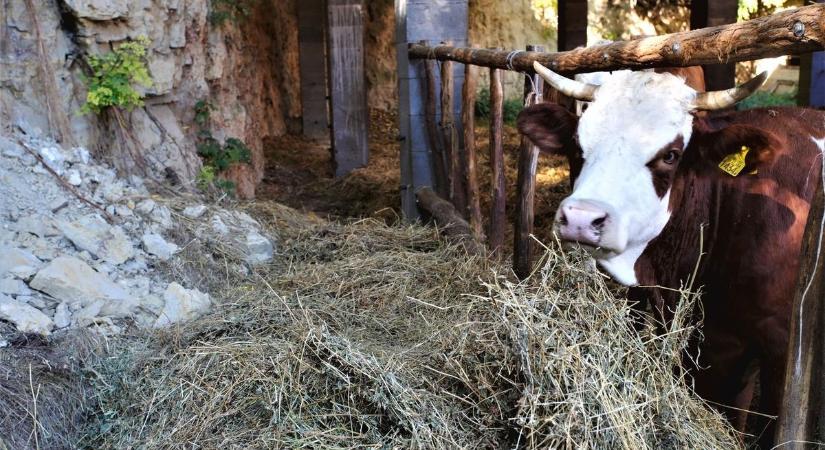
[0,327,98,450]
[79,202,738,449]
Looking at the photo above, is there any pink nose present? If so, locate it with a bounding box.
[556,200,609,247]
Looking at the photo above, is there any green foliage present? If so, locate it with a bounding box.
[81,36,152,114]
[475,87,524,125]
[209,0,255,26]
[736,91,797,110]
[193,99,251,195]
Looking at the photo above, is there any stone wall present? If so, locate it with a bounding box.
[0,0,301,198]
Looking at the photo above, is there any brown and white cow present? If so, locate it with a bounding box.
[518,62,825,445]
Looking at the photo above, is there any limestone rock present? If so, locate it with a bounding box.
[0,247,42,279]
[0,278,32,296]
[57,214,134,265]
[63,0,129,20]
[29,256,137,317]
[53,302,71,329]
[0,294,54,335]
[142,232,179,261]
[135,198,156,216]
[183,204,207,219]
[154,282,211,327]
[245,231,273,266]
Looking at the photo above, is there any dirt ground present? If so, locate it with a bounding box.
[259,109,571,249]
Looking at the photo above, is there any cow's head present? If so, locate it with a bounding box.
[518,63,770,285]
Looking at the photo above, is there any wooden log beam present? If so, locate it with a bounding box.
[514,45,545,280]
[416,187,484,255]
[776,171,825,447]
[423,56,449,198]
[489,67,505,254]
[409,4,825,73]
[462,61,484,239]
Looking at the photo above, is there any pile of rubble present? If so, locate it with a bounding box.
[0,131,274,337]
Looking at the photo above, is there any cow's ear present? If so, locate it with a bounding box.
[695,124,781,176]
[517,103,578,154]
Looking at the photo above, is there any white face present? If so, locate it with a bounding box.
[556,71,698,285]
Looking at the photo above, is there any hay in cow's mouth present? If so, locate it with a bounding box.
[78,201,739,449]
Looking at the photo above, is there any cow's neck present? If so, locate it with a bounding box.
[634,171,718,293]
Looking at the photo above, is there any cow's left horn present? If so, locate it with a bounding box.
[692,72,768,111]
[533,61,599,101]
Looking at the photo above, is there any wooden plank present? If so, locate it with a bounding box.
[298,0,329,138]
[424,56,449,197]
[514,45,545,280]
[407,4,825,73]
[776,170,825,447]
[690,0,737,90]
[488,66,505,254]
[441,56,466,213]
[558,0,587,51]
[462,60,483,239]
[327,0,368,177]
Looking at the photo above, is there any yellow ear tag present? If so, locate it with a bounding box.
[718,145,750,177]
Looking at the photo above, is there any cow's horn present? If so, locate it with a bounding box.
[692,72,768,111]
[533,61,599,101]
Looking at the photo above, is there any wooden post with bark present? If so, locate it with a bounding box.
[488,65,505,254]
[514,45,545,280]
[440,55,465,212]
[462,60,483,239]
[423,54,449,198]
[776,170,825,447]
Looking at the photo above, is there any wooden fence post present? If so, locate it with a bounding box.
[423,53,449,198]
[441,54,466,213]
[297,0,329,138]
[395,0,468,220]
[462,60,483,239]
[776,169,825,447]
[514,45,545,280]
[488,65,505,254]
[327,0,369,176]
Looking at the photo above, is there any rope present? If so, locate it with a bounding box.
[505,50,522,72]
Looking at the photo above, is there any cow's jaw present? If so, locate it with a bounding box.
[553,70,696,286]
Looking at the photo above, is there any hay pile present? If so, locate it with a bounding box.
[80,203,738,449]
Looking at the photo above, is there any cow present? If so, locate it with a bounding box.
[517,62,825,446]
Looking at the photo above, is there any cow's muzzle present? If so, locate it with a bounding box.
[555,199,612,249]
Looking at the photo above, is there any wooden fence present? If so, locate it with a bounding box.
[408,3,825,448]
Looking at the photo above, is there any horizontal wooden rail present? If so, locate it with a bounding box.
[409,4,825,73]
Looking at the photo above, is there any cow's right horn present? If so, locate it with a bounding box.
[692,72,768,110]
[533,61,599,101]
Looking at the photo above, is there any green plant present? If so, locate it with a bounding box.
[193,99,252,195]
[209,0,255,26]
[736,91,797,110]
[81,36,152,114]
[475,87,524,125]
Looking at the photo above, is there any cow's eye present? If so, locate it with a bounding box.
[662,150,680,165]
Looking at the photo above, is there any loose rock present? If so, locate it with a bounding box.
[154,282,211,327]
[142,233,179,261]
[29,256,138,317]
[0,294,54,335]
[57,214,135,265]
[0,247,42,279]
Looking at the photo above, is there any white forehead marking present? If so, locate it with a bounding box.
[577,70,697,160]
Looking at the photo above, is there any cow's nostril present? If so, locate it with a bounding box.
[591,215,607,228]
[558,211,568,226]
